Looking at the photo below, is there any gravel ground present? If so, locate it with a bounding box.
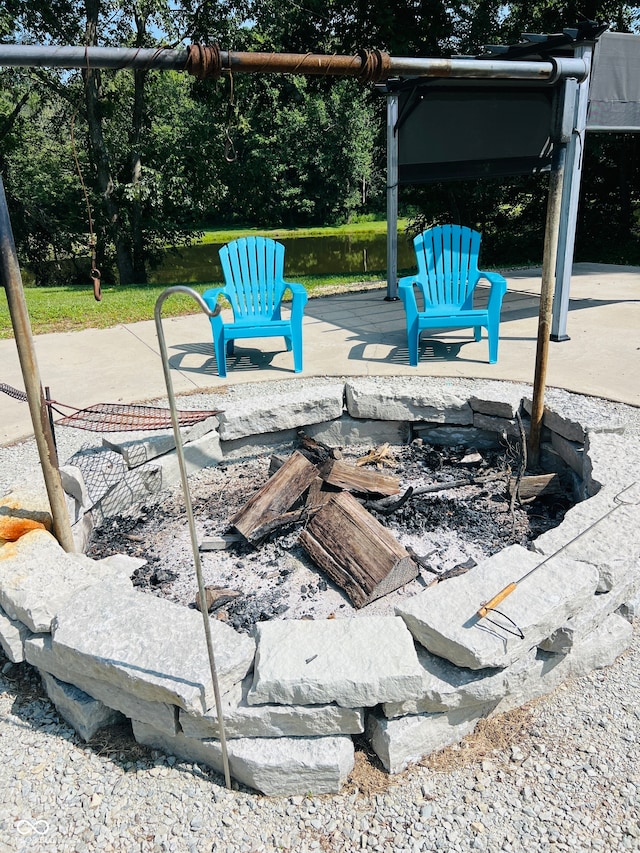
[1,380,639,853]
[1,628,639,853]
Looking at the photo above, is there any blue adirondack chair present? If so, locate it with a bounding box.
[202,236,308,378]
[398,225,507,365]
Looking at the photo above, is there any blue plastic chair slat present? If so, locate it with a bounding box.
[202,236,308,378]
[398,225,507,365]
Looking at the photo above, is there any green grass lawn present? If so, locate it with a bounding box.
[0,271,395,339]
[0,220,413,339]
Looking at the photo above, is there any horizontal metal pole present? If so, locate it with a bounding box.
[0,44,589,82]
[0,44,187,70]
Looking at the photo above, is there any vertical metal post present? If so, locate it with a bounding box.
[154,286,232,790]
[529,141,568,468]
[551,43,594,341]
[0,177,75,552]
[386,90,400,300]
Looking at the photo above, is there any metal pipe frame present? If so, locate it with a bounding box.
[153,285,232,790]
[0,44,589,82]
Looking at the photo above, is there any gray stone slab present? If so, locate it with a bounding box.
[141,431,224,491]
[472,412,524,440]
[59,465,91,509]
[583,432,640,498]
[217,383,345,441]
[248,616,423,708]
[492,612,632,715]
[522,390,626,443]
[0,604,32,663]
[367,703,496,774]
[180,674,365,739]
[51,582,255,715]
[306,415,407,448]
[550,432,584,477]
[344,378,473,424]
[468,382,527,418]
[25,634,179,736]
[132,720,355,796]
[411,424,498,449]
[39,670,124,742]
[91,466,163,526]
[103,416,219,468]
[532,492,640,593]
[382,645,538,717]
[0,529,133,632]
[396,544,599,670]
[538,559,640,653]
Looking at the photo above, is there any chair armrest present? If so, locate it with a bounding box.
[282,281,309,306]
[478,271,507,311]
[202,288,227,327]
[398,276,420,320]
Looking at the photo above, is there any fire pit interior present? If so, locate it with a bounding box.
[87,433,574,632]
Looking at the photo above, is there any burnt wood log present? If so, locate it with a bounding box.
[299,491,417,608]
[320,459,400,498]
[509,472,565,503]
[231,450,320,543]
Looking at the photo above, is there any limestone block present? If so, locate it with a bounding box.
[382,645,538,717]
[143,431,224,490]
[472,412,524,440]
[468,383,526,418]
[103,416,219,468]
[538,561,640,653]
[51,582,255,715]
[366,703,496,774]
[180,674,365,739]
[91,466,163,525]
[39,670,124,742]
[25,634,179,736]
[532,492,640,593]
[0,529,133,632]
[412,424,498,449]
[583,432,640,498]
[345,378,473,424]
[396,544,599,670]
[0,604,32,663]
[306,415,407,449]
[550,432,584,477]
[492,613,632,715]
[59,465,91,509]
[217,384,345,442]
[248,616,423,708]
[132,720,355,796]
[522,391,626,443]
[0,486,53,542]
[71,511,94,554]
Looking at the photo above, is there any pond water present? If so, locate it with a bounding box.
[151,231,417,285]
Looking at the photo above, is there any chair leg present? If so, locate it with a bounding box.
[226,339,235,357]
[487,320,500,364]
[291,331,303,372]
[407,322,419,366]
[213,332,227,378]
[474,326,482,342]
[283,335,293,353]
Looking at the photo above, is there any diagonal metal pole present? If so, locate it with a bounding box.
[153,286,232,789]
[0,176,75,552]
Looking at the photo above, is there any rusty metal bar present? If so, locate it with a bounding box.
[529,141,568,468]
[0,177,75,552]
[0,43,589,82]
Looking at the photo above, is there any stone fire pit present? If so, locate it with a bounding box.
[0,377,638,796]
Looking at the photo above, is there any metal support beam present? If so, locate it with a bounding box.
[529,140,568,468]
[551,43,594,341]
[0,44,589,83]
[0,177,75,552]
[386,91,399,301]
